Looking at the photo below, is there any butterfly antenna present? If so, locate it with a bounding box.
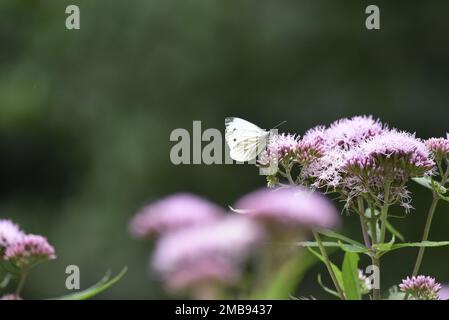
[272,120,287,129]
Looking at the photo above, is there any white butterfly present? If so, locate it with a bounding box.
[225,117,271,162]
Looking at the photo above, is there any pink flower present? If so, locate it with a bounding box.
[399,275,441,300]
[129,193,223,238]
[301,115,386,188]
[345,130,434,174]
[4,234,56,268]
[297,126,327,163]
[258,133,300,168]
[233,187,339,231]
[324,115,385,150]
[426,137,449,159]
[152,216,263,292]
[343,130,434,210]
[438,285,449,300]
[0,294,22,300]
[0,219,24,248]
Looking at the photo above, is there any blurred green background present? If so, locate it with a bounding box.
[1,0,448,299]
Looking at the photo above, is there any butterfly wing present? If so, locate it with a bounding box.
[225,117,269,162]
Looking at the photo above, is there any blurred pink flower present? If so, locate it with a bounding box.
[0,219,24,248]
[438,285,449,300]
[129,193,224,238]
[234,187,339,231]
[4,234,56,268]
[152,216,263,292]
[0,294,22,300]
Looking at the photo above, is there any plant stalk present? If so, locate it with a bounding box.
[313,231,345,300]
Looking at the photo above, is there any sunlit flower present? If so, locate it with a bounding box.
[152,216,263,293]
[399,275,441,300]
[0,219,24,249]
[233,187,339,231]
[4,234,56,268]
[129,193,223,238]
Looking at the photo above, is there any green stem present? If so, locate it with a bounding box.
[357,198,371,248]
[313,231,345,300]
[15,270,28,297]
[411,196,439,277]
[368,204,381,300]
[379,180,392,244]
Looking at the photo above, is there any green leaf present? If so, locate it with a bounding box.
[413,177,447,195]
[373,235,396,256]
[298,241,368,254]
[307,247,344,291]
[53,267,127,300]
[386,222,405,242]
[390,241,449,251]
[342,252,361,300]
[317,274,340,298]
[318,230,366,248]
[263,252,316,299]
[412,176,433,190]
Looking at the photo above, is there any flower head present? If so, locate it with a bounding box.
[0,219,24,248]
[297,126,327,163]
[325,115,385,150]
[342,129,434,210]
[234,187,339,231]
[426,137,449,160]
[152,216,263,293]
[129,193,223,238]
[301,115,386,189]
[345,130,434,176]
[258,133,300,169]
[4,234,56,268]
[399,275,441,300]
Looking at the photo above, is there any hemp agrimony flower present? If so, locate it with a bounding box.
[234,187,339,232]
[399,275,442,300]
[343,129,434,210]
[4,234,56,269]
[0,220,24,250]
[152,216,263,295]
[129,193,223,238]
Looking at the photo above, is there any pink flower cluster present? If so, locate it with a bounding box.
[130,189,339,296]
[264,115,438,210]
[0,219,56,268]
[129,193,223,238]
[426,135,449,159]
[234,187,339,231]
[400,275,442,300]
